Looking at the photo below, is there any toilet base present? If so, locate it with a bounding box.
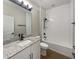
[41,49,47,56]
[40,42,48,56]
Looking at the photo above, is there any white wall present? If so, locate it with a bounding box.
[40,8,46,39]
[46,3,73,49]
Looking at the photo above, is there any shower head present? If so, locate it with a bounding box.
[44,18,47,21]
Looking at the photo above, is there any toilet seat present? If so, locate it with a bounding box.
[40,42,48,49]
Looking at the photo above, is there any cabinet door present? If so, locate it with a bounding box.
[31,41,40,59]
[10,47,31,59]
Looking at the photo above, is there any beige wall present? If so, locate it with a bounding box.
[41,8,46,19]
[26,0,46,37]
[31,4,40,36]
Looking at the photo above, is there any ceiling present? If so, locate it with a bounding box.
[30,0,71,9]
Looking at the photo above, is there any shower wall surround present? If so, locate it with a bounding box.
[46,3,72,49]
[46,3,73,58]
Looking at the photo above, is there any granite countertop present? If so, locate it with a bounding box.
[3,36,40,59]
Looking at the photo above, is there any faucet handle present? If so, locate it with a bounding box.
[18,34,20,37]
[21,34,24,38]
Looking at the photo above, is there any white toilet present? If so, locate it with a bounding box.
[40,42,48,56]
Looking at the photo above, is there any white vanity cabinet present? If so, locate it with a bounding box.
[31,41,40,59]
[10,47,31,59]
[9,41,40,59]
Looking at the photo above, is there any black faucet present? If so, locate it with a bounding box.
[18,34,24,40]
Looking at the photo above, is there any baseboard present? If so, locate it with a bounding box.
[46,42,73,58]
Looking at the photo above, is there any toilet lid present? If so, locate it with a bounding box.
[40,42,48,48]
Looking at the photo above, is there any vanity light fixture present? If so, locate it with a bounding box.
[9,0,32,11]
[28,4,32,9]
[17,0,23,3]
[23,0,28,6]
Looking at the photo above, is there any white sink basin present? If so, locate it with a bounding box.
[18,40,32,46]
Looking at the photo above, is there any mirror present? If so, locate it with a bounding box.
[3,0,32,44]
[3,15,14,41]
[26,12,32,36]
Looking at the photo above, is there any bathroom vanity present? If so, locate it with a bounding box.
[3,1,40,59]
[3,36,40,59]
